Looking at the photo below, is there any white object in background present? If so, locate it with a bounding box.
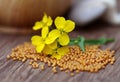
[69,0,120,25]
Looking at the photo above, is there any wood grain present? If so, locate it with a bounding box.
[1,0,120,81]
[0,25,120,82]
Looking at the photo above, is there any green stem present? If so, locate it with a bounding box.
[85,38,114,45]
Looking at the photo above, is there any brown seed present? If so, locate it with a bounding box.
[60,68,64,71]
[52,67,57,73]
[29,61,33,65]
[7,55,10,59]
[110,61,114,65]
[70,73,74,76]
[32,62,39,68]
[22,57,26,62]
[41,64,45,70]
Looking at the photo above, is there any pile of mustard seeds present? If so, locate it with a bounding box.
[7,42,115,74]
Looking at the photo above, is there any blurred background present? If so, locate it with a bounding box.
[0,0,120,34]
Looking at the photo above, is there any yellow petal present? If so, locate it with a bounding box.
[52,53,62,60]
[48,29,61,38]
[55,17,65,29]
[47,16,53,26]
[42,13,48,23]
[58,33,70,46]
[48,41,57,49]
[41,27,49,39]
[33,21,43,30]
[45,29,60,44]
[42,45,53,54]
[57,46,69,56]
[45,37,55,45]
[36,43,45,53]
[31,35,43,46]
[63,20,75,32]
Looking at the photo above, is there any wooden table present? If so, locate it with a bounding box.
[0,24,120,82]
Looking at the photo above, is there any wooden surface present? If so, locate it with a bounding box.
[0,25,120,82]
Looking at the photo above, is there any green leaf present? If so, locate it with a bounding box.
[69,39,76,45]
[78,36,85,52]
[69,36,85,52]
[69,38,79,45]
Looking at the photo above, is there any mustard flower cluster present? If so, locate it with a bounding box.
[31,13,75,59]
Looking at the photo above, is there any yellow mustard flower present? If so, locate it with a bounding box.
[54,17,75,46]
[31,29,60,53]
[43,41,69,59]
[33,13,53,35]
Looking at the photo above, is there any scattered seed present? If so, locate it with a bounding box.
[7,55,10,59]
[41,64,45,70]
[7,42,115,75]
[70,73,74,76]
[52,67,57,73]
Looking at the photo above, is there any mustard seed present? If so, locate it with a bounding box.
[7,42,115,75]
